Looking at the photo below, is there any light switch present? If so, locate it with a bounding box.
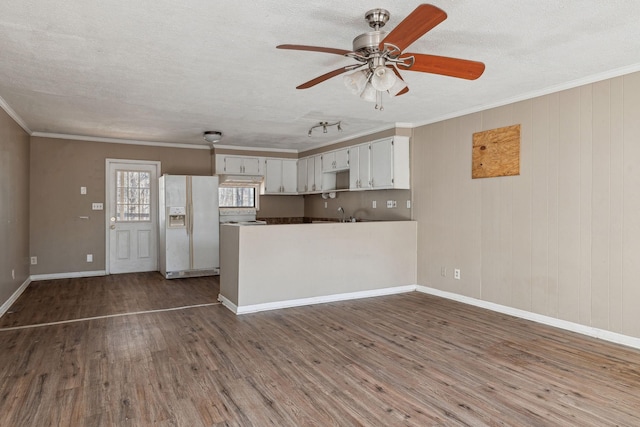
[80,186,87,195]
[92,203,104,210]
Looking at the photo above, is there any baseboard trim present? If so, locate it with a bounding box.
[226,285,416,315]
[416,285,640,351]
[0,277,32,318]
[217,294,239,314]
[30,270,107,281]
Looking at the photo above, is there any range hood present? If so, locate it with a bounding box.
[217,174,264,186]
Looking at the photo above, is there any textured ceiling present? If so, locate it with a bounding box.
[1,1,640,151]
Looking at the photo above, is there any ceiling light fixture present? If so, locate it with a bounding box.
[203,131,223,144]
[308,121,342,137]
[342,51,407,111]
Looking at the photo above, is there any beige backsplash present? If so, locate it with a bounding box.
[304,189,412,221]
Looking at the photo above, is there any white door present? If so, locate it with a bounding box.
[106,160,160,274]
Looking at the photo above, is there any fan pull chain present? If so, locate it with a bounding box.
[375,90,384,110]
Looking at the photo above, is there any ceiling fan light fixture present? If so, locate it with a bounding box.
[360,82,377,102]
[203,131,223,143]
[370,65,396,91]
[387,77,408,97]
[343,70,369,95]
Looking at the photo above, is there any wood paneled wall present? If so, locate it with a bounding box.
[0,108,30,306]
[412,71,640,339]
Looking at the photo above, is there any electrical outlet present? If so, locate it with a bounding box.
[87,254,93,263]
[30,256,37,265]
[393,200,397,208]
[80,186,87,195]
[454,269,461,280]
[372,200,377,209]
[406,200,411,209]
[324,201,327,208]
[92,203,103,210]
[387,200,396,208]
[441,266,446,277]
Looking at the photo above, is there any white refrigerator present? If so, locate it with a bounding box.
[159,175,220,278]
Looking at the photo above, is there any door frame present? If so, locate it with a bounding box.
[105,158,162,275]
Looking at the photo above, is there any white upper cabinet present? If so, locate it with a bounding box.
[216,155,263,175]
[216,135,409,195]
[322,148,350,172]
[370,136,410,189]
[264,158,298,194]
[297,157,308,193]
[349,144,372,190]
[349,136,409,190]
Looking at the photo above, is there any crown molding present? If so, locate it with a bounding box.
[30,132,211,150]
[212,144,298,154]
[0,95,31,134]
[300,123,396,153]
[402,63,640,129]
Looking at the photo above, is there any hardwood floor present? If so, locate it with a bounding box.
[1,274,639,426]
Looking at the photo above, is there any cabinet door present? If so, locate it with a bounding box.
[282,159,298,193]
[371,139,393,188]
[264,159,283,193]
[307,157,316,192]
[297,158,308,193]
[349,148,359,189]
[242,157,261,175]
[313,155,323,192]
[358,144,371,189]
[321,152,335,173]
[335,148,350,170]
[223,156,244,174]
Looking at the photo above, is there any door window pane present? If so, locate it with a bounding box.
[116,170,152,221]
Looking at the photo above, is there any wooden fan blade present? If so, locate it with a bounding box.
[379,4,447,52]
[399,53,485,80]
[277,44,351,56]
[388,66,409,96]
[296,66,353,89]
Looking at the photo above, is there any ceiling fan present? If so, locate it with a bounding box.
[277,4,485,110]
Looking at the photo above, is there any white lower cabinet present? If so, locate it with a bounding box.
[264,158,298,194]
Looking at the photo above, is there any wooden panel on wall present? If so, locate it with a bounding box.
[472,124,520,179]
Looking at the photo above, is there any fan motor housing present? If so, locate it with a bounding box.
[352,31,388,55]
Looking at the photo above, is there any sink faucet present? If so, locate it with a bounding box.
[337,206,345,223]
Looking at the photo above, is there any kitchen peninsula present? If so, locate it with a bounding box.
[219,221,417,314]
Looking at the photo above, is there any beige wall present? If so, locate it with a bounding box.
[412,71,640,339]
[0,110,30,305]
[29,137,213,275]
